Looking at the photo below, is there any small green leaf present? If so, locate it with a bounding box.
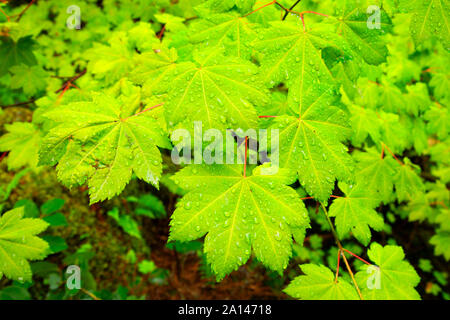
[0,207,49,282]
[285,264,359,300]
[355,243,421,300]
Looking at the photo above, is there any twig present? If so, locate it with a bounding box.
[126,103,164,119]
[242,0,276,18]
[342,248,372,266]
[282,0,302,20]
[381,142,403,166]
[320,203,364,300]
[0,6,10,21]
[157,24,166,40]
[55,69,87,93]
[335,249,341,283]
[80,288,101,300]
[0,99,36,108]
[0,151,8,163]
[15,0,35,22]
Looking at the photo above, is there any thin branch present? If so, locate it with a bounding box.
[157,24,166,40]
[15,0,35,22]
[0,99,36,108]
[340,252,363,299]
[242,0,276,18]
[125,103,164,120]
[320,203,364,300]
[0,151,8,163]
[342,248,372,266]
[335,249,341,283]
[381,142,403,166]
[282,0,302,20]
[0,6,10,21]
[80,288,101,301]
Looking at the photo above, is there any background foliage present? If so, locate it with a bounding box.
[0,0,448,300]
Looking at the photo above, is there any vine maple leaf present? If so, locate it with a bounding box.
[202,0,256,13]
[284,264,359,300]
[348,104,383,146]
[163,49,269,132]
[353,148,398,204]
[0,122,41,170]
[253,21,349,88]
[269,83,354,201]
[394,158,424,202]
[400,0,450,48]
[189,13,258,59]
[9,64,48,96]
[0,36,37,77]
[39,89,170,204]
[132,45,192,98]
[169,164,310,280]
[355,243,421,300]
[332,0,392,65]
[430,231,450,261]
[329,183,384,245]
[0,207,49,282]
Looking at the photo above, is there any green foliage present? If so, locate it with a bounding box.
[39,87,170,204]
[170,165,309,280]
[329,183,383,246]
[0,207,49,282]
[284,264,359,300]
[0,0,448,300]
[355,243,421,300]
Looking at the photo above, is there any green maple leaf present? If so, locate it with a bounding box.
[169,164,310,280]
[404,83,432,116]
[355,243,421,300]
[0,122,41,170]
[253,21,349,88]
[424,105,449,140]
[132,46,192,98]
[0,36,37,77]
[378,81,406,114]
[0,207,49,282]
[353,148,398,204]
[400,0,450,48]
[430,72,450,102]
[430,231,450,261]
[333,0,392,65]
[39,89,170,204]
[164,49,268,132]
[9,64,48,96]
[86,32,134,84]
[189,13,258,59]
[270,84,354,201]
[329,183,384,245]
[202,0,256,13]
[379,112,410,153]
[86,24,159,85]
[349,104,382,146]
[394,158,425,202]
[284,264,359,300]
